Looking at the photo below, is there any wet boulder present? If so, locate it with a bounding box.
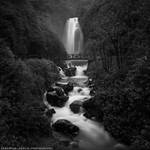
[77,88,82,93]
[48,86,65,96]
[54,86,65,96]
[70,100,82,113]
[52,119,79,137]
[45,108,56,118]
[90,88,96,96]
[46,87,69,107]
[82,98,95,110]
[83,112,93,119]
[56,82,74,94]
[83,98,103,121]
[64,67,76,76]
[64,82,74,94]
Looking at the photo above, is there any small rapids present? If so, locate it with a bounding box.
[43,63,120,150]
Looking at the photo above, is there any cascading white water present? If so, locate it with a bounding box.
[75,65,87,77]
[43,17,126,150]
[63,17,83,54]
[44,65,118,150]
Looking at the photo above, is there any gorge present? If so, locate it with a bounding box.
[43,17,125,150]
[0,1,149,149]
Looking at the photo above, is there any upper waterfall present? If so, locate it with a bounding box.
[63,17,83,54]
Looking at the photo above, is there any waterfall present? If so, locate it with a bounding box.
[75,65,88,77]
[63,17,83,54]
[42,17,125,150]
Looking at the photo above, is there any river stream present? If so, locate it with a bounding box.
[44,63,118,150]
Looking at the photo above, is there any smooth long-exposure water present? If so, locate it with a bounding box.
[44,63,117,150]
[63,17,83,54]
[43,16,124,150]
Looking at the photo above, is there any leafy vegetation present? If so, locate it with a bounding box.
[0,0,67,63]
[81,0,150,71]
[91,58,150,150]
[81,0,150,149]
[0,41,59,146]
[1,0,149,149]
[0,0,68,147]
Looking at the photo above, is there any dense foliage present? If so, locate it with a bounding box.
[1,0,149,148]
[81,0,150,71]
[0,0,67,147]
[91,58,150,150]
[0,41,59,146]
[0,0,66,62]
[81,0,150,149]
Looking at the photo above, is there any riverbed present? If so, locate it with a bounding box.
[44,63,117,150]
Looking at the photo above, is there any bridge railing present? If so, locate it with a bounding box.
[26,54,95,61]
[66,54,94,60]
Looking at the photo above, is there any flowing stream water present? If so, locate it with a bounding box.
[43,17,125,150]
[44,62,118,150]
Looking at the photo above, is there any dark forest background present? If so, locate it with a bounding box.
[0,0,150,149]
[81,0,150,150]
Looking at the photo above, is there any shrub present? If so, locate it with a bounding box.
[90,57,150,149]
[0,45,59,147]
